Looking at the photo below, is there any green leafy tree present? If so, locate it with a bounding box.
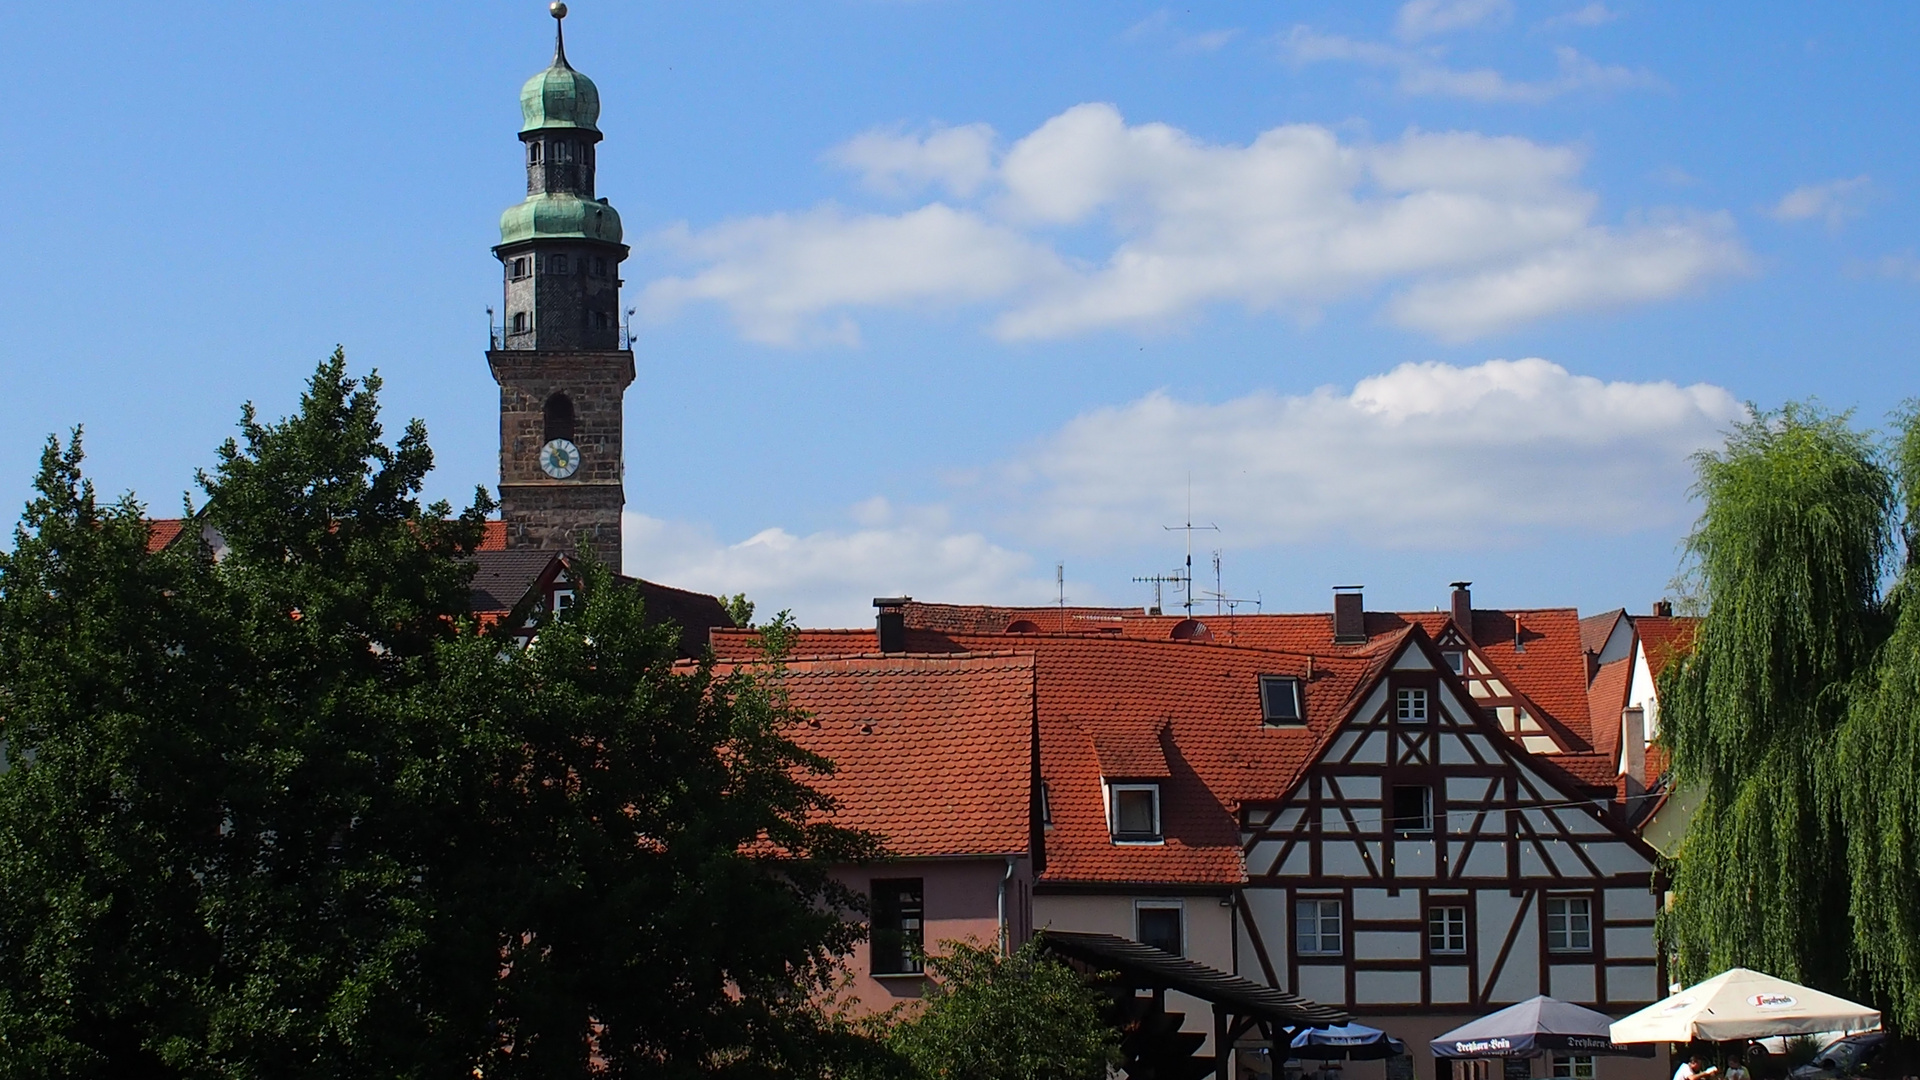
[1662,402,1920,1029]
[1829,407,1920,1028]
[1660,404,1891,992]
[887,940,1120,1080]
[0,352,887,1077]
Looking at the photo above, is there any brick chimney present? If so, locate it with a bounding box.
[1449,581,1473,640]
[1652,599,1673,617]
[1333,586,1366,644]
[874,596,909,653]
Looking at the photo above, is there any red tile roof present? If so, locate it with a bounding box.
[954,634,1376,887]
[885,605,1602,752]
[1586,655,1633,766]
[1580,609,1626,658]
[146,518,186,553]
[1085,719,1173,779]
[479,519,507,551]
[1634,615,1698,680]
[706,653,1037,859]
[904,601,1139,635]
[710,603,1630,886]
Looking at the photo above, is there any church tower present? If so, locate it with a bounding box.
[490,2,631,572]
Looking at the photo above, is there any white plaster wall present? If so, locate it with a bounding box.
[1034,892,1233,1053]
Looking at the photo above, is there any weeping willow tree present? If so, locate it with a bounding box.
[1827,407,1920,1028]
[1659,403,1894,997]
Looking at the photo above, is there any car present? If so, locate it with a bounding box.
[1789,1032,1888,1080]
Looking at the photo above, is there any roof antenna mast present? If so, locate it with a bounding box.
[1163,474,1218,615]
[1057,563,1066,612]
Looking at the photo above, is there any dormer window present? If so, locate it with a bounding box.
[1108,783,1161,843]
[1396,687,1429,724]
[1260,675,1302,725]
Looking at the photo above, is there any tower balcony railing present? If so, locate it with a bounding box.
[488,308,638,351]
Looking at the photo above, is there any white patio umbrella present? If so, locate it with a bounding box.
[1610,968,1881,1043]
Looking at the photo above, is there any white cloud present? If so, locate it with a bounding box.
[1541,3,1620,29]
[989,358,1744,550]
[1769,176,1871,229]
[623,501,1060,627]
[644,105,1744,345]
[1857,252,1920,283]
[641,204,1069,346]
[623,360,1740,617]
[1124,10,1242,53]
[1396,0,1513,41]
[1387,214,1748,339]
[1282,28,1662,103]
[828,123,998,199]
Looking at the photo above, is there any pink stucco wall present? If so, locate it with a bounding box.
[830,856,1035,1015]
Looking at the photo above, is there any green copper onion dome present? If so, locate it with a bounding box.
[519,5,600,133]
[499,193,623,246]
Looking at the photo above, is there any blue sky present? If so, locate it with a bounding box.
[3,1,1915,625]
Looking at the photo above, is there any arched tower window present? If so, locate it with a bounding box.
[544,393,575,444]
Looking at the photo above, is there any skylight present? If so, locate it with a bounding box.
[1260,675,1303,724]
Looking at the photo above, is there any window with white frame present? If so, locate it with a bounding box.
[1136,902,1184,956]
[1551,1056,1596,1080]
[1443,650,1465,674]
[1392,785,1434,835]
[1396,687,1429,723]
[1428,905,1467,954]
[1295,898,1343,956]
[1545,896,1593,953]
[1108,783,1161,843]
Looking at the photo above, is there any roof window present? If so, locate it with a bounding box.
[1260,675,1303,725]
[1108,783,1161,844]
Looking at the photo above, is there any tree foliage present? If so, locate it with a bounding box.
[1661,402,1920,1029]
[886,940,1120,1080]
[0,351,885,1077]
[1829,406,1920,1029]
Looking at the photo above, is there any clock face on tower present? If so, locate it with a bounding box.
[539,438,581,479]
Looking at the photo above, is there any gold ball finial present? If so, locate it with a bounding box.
[550,2,567,18]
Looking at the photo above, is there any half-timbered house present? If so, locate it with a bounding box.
[709,587,1670,1080]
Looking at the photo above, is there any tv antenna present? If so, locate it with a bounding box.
[1132,571,1183,616]
[1163,478,1218,615]
[1056,563,1066,611]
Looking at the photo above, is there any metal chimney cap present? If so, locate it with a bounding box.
[872,596,912,607]
[1449,580,1472,590]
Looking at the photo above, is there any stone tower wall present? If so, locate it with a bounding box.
[490,348,634,572]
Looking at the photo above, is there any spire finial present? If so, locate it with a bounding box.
[550,2,570,67]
